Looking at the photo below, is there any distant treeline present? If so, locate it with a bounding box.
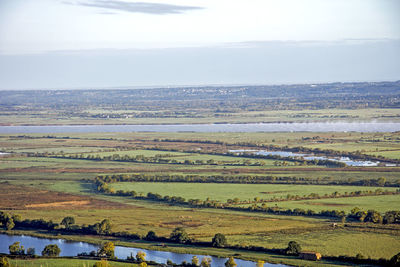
[1,81,399,111]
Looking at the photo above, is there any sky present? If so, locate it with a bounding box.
[0,0,399,89]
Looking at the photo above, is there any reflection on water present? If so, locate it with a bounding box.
[0,234,286,267]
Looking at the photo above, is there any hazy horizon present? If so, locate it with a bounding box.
[1,0,399,90]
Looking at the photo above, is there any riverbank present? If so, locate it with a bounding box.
[0,230,355,267]
[2,255,139,267]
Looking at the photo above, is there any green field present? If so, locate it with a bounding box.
[225,229,400,259]
[275,194,400,213]
[1,131,400,266]
[83,149,280,166]
[111,182,398,210]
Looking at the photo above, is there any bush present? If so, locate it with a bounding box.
[390,252,400,266]
[212,233,227,247]
[42,244,61,257]
[170,227,190,244]
[0,257,10,267]
[145,230,157,241]
[9,242,25,255]
[285,241,301,255]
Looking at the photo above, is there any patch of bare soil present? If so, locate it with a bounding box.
[0,183,130,210]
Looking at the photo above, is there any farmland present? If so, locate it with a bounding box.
[0,83,400,266]
[110,182,400,212]
[0,130,400,267]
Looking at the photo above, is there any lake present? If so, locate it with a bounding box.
[0,234,286,267]
[0,122,399,133]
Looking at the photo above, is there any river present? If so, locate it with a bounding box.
[0,122,399,133]
[229,150,391,166]
[0,234,286,267]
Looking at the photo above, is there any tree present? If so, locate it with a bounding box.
[200,257,212,267]
[390,252,400,266]
[192,256,199,266]
[225,257,237,267]
[286,241,301,255]
[136,251,146,262]
[364,210,383,224]
[97,219,112,235]
[0,257,10,267]
[145,230,157,241]
[9,242,25,255]
[98,242,115,258]
[0,212,15,230]
[61,216,75,230]
[170,227,190,243]
[5,218,14,230]
[27,247,35,256]
[42,244,61,257]
[377,177,386,187]
[139,262,147,267]
[212,233,227,247]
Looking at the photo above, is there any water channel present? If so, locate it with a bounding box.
[0,234,286,267]
[229,150,391,167]
[0,122,399,133]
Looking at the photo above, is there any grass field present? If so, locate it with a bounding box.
[1,131,400,265]
[83,149,280,166]
[110,182,399,210]
[225,229,400,259]
[2,177,400,262]
[275,194,400,213]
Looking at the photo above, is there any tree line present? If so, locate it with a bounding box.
[93,173,398,190]
[92,176,400,224]
[27,148,347,168]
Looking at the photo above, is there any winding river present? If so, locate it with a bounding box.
[0,234,286,267]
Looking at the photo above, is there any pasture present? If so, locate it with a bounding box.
[225,229,400,259]
[110,182,399,212]
[1,131,400,264]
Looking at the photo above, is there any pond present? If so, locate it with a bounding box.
[0,234,286,267]
[0,122,399,133]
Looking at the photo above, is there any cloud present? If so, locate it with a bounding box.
[67,0,203,15]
